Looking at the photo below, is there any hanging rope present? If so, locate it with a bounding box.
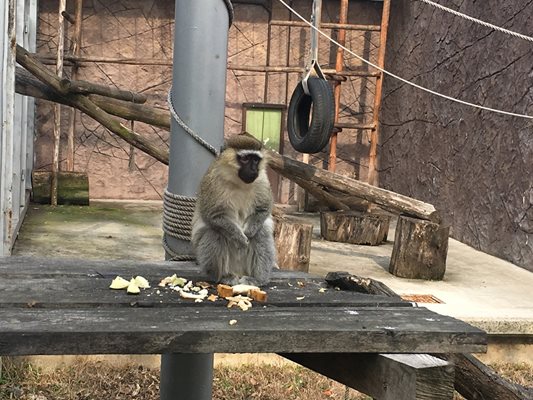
[224,0,234,26]
[417,0,533,43]
[167,88,220,156]
[277,0,533,120]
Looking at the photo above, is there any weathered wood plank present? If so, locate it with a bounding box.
[0,257,314,279]
[284,353,455,400]
[0,307,486,355]
[0,277,409,309]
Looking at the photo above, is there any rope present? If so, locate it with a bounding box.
[417,0,533,43]
[167,88,220,156]
[162,189,197,261]
[277,0,533,120]
[223,0,234,26]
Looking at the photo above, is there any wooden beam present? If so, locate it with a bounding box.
[266,149,441,222]
[228,64,379,77]
[270,20,381,31]
[60,78,147,104]
[283,353,455,400]
[368,0,391,186]
[15,68,169,130]
[437,353,533,400]
[51,0,66,206]
[328,0,349,173]
[325,272,531,400]
[66,0,83,171]
[15,47,169,165]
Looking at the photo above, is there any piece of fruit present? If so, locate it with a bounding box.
[110,276,130,290]
[133,276,150,289]
[127,282,140,294]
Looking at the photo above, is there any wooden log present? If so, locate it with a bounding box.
[437,353,533,400]
[273,217,313,272]
[325,271,400,298]
[60,78,147,104]
[326,272,528,400]
[15,47,170,165]
[32,171,89,206]
[389,215,449,280]
[284,353,455,400]
[15,68,170,130]
[320,210,390,245]
[51,0,67,206]
[266,150,441,223]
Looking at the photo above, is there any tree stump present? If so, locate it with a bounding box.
[320,211,390,245]
[389,215,449,280]
[32,171,89,205]
[273,217,313,272]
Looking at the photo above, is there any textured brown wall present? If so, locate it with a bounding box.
[379,0,533,271]
[35,0,381,202]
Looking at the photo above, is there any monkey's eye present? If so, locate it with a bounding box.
[239,155,250,164]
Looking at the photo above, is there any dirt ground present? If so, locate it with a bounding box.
[1,358,532,400]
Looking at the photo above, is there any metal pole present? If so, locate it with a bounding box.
[161,0,230,399]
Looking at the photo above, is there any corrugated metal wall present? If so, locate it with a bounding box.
[0,0,37,255]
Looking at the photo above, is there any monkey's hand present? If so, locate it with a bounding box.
[210,216,249,248]
[244,208,271,239]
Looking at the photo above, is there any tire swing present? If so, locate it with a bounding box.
[287,0,334,154]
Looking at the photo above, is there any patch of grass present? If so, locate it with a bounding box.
[0,358,531,400]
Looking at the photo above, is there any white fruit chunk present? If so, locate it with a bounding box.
[110,276,130,290]
[133,275,150,289]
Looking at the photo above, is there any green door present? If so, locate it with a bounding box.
[243,104,285,200]
[244,107,282,152]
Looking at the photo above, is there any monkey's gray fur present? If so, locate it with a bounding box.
[191,134,276,286]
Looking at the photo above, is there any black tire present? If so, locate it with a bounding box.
[287,77,335,154]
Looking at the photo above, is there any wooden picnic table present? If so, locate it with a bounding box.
[0,256,487,399]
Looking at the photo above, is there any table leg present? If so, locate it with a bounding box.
[160,353,214,400]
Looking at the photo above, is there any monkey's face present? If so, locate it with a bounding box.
[237,152,262,184]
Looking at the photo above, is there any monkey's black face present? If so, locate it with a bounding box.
[237,153,262,183]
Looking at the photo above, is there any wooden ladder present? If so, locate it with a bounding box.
[326,0,392,187]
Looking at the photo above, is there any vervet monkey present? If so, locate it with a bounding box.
[191,134,276,286]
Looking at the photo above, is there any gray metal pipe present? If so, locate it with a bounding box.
[160,353,214,399]
[161,0,231,399]
[166,0,230,256]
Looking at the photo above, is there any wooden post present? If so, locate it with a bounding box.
[368,0,391,186]
[284,353,455,400]
[328,0,348,172]
[66,0,83,171]
[320,210,390,245]
[51,0,66,205]
[273,217,313,272]
[297,153,310,211]
[389,215,449,280]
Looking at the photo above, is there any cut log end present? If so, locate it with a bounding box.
[32,171,89,206]
[389,215,449,280]
[320,211,390,246]
[273,217,313,272]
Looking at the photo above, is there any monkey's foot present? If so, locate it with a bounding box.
[220,274,261,287]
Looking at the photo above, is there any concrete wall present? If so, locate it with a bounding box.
[379,0,533,271]
[34,0,381,202]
